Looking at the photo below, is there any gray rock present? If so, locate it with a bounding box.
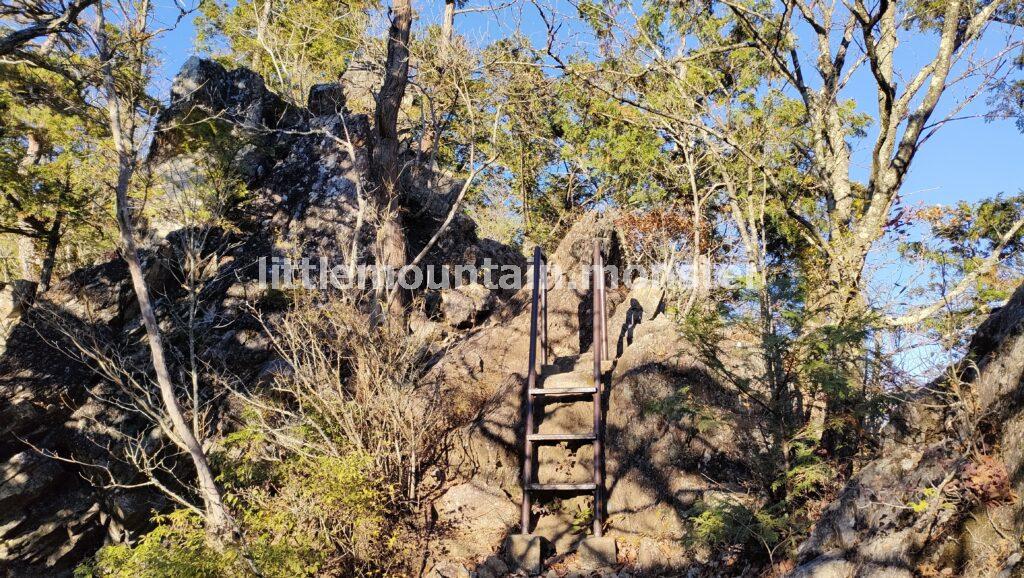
[505,534,543,575]
[442,283,495,328]
[608,277,662,357]
[635,539,663,574]
[427,562,472,578]
[578,537,616,571]
[0,452,62,513]
[433,480,518,561]
[477,555,510,578]
[308,83,346,116]
[786,556,856,578]
[0,280,36,319]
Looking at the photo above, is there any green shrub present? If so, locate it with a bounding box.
[75,510,237,578]
[775,436,837,501]
[689,499,784,556]
[79,452,405,578]
[238,452,401,577]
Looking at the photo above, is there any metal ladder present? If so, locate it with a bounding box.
[521,240,611,537]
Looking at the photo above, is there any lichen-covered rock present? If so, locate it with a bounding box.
[307,83,346,116]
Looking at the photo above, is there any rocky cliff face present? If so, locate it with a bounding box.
[0,58,520,577]
[789,284,1024,578]
[423,214,771,577]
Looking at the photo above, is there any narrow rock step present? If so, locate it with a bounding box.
[529,386,597,396]
[540,372,594,389]
[527,432,596,442]
[541,360,614,375]
[527,482,597,492]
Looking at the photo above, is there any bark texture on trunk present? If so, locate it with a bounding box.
[37,207,62,293]
[371,0,413,319]
[442,0,455,43]
[372,0,412,193]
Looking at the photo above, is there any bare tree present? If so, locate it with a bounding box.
[90,0,231,536]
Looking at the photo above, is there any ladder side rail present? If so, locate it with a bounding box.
[522,246,544,533]
[592,241,605,537]
[599,245,609,361]
[540,259,548,367]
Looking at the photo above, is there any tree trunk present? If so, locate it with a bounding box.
[37,208,62,293]
[373,0,412,191]
[95,1,231,537]
[442,0,455,43]
[116,168,230,530]
[112,159,232,535]
[37,177,67,294]
[801,238,870,459]
[371,0,413,320]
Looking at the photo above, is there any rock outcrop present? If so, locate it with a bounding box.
[423,214,767,576]
[6,57,1024,578]
[0,58,521,576]
[424,220,1024,577]
[0,262,154,576]
[790,283,1024,578]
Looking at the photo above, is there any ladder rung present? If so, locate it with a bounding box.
[528,482,597,492]
[541,372,593,389]
[529,387,597,396]
[527,433,596,442]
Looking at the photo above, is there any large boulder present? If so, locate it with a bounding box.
[431,480,519,562]
[790,282,1024,578]
[0,59,529,574]
[441,284,496,328]
[424,214,765,572]
[153,58,524,305]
